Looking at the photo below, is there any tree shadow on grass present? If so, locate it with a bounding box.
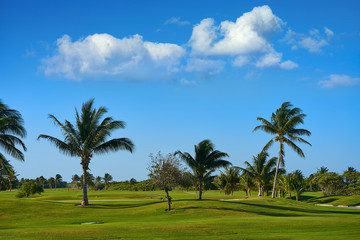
[173,199,360,217]
[83,200,162,209]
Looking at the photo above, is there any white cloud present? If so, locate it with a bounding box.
[255,51,298,69]
[189,5,283,56]
[42,6,301,82]
[43,33,185,80]
[233,56,249,67]
[165,17,190,26]
[324,27,334,38]
[284,27,334,53]
[180,78,198,86]
[279,60,298,70]
[185,58,225,74]
[319,74,360,88]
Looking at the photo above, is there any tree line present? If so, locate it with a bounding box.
[1,98,359,208]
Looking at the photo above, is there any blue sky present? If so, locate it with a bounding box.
[1,0,359,181]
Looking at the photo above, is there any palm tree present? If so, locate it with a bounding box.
[254,102,311,198]
[219,167,240,196]
[240,152,277,196]
[175,139,231,200]
[71,174,80,190]
[55,174,62,189]
[103,173,113,190]
[39,176,47,189]
[38,99,134,206]
[6,167,18,191]
[0,100,27,169]
[239,174,255,197]
[48,177,55,189]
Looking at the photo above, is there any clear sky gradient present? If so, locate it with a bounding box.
[1,0,359,181]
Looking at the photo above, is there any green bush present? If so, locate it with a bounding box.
[16,182,43,198]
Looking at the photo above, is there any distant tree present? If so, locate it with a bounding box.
[219,167,240,196]
[316,172,344,195]
[175,139,231,200]
[292,170,304,182]
[37,176,46,188]
[0,100,27,169]
[178,171,196,191]
[55,174,62,189]
[129,178,137,186]
[103,173,113,190]
[239,174,255,197]
[6,167,18,191]
[48,177,55,189]
[38,99,134,206]
[71,174,81,190]
[148,152,183,211]
[318,167,329,175]
[254,102,311,198]
[342,167,359,185]
[239,152,278,196]
[213,173,228,195]
[81,172,95,190]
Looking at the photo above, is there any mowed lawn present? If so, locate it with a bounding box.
[0,190,359,240]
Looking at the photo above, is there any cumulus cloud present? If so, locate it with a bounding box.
[42,5,302,81]
[165,17,190,26]
[43,33,185,80]
[284,27,334,53]
[188,5,295,69]
[189,5,283,56]
[319,74,360,88]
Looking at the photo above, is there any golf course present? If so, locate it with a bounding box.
[1,189,359,240]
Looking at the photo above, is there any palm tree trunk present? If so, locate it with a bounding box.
[199,178,203,200]
[272,141,282,198]
[81,168,89,206]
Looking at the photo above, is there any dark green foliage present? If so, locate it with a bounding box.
[175,139,231,200]
[0,100,26,182]
[16,181,43,198]
[214,167,240,196]
[239,152,279,196]
[103,173,113,190]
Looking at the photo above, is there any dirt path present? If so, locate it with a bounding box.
[316,204,360,210]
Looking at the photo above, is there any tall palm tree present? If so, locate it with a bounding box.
[38,99,134,206]
[0,100,27,169]
[175,139,231,200]
[240,152,278,196]
[253,102,311,198]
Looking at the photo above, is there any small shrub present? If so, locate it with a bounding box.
[16,182,43,198]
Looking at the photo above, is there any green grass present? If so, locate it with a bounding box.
[0,189,359,239]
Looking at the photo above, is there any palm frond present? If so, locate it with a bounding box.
[37,134,75,156]
[283,138,305,158]
[93,138,134,154]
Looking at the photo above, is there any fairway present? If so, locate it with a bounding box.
[1,190,359,240]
